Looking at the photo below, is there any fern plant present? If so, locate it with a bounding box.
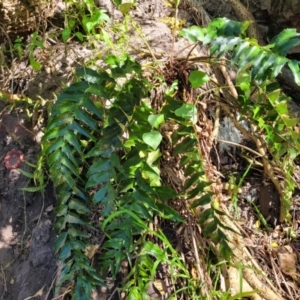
[42,56,130,294]
[42,54,192,298]
[181,18,300,221]
[42,69,106,298]
[42,51,225,297]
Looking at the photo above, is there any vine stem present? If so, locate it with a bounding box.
[214,61,287,222]
[207,61,284,299]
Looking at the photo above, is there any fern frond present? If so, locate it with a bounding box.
[181,18,300,84]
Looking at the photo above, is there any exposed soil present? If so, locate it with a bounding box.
[0,0,300,299]
[0,113,56,300]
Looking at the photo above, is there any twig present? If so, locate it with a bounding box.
[187,212,209,297]
[216,67,286,221]
[0,24,15,92]
[217,138,264,158]
[220,208,283,300]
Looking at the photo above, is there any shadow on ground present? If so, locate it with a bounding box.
[0,113,56,300]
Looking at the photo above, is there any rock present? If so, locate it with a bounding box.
[258,184,280,226]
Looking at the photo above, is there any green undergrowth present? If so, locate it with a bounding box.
[41,52,229,298]
[35,15,300,299]
[181,18,300,221]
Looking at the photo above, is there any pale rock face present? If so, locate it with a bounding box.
[218,116,249,154]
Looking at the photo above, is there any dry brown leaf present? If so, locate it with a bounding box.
[278,245,298,279]
[152,279,166,295]
[24,285,45,300]
[191,266,198,287]
[84,245,99,259]
[45,205,54,212]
